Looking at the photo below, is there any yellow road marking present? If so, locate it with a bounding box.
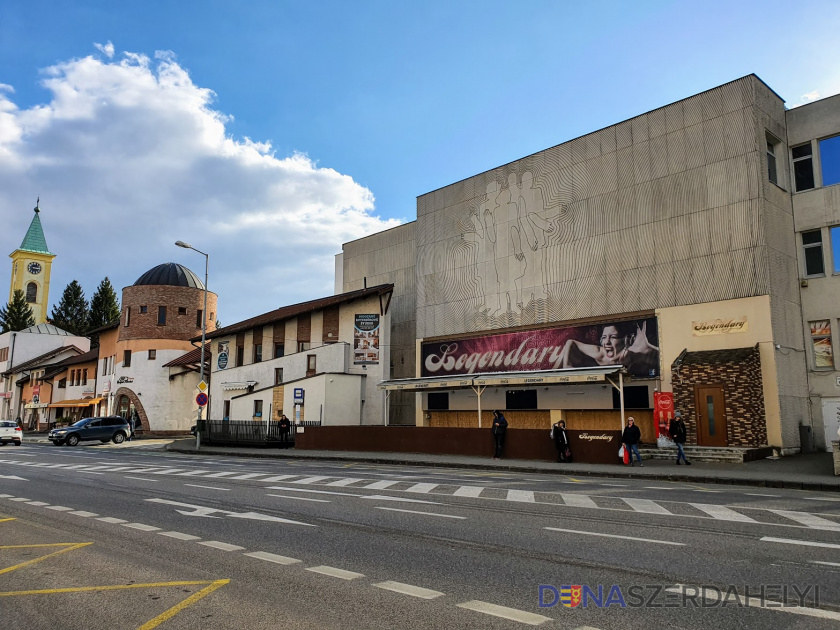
[0,518,17,523]
[0,543,82,549]
[138,579,230,629]
[0,542,92,575]
[567,478,582,483]
[0,579,221,597]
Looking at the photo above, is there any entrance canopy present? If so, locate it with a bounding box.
[47,397,105,409]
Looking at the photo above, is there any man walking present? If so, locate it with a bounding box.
[491,410,508,460]
[622,416,643,466]
[669,410,691,465]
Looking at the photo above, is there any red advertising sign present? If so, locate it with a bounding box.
[421,317,659,378]
[654,391,674,436]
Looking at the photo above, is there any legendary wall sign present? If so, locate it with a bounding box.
[692,317,748,336]
[421,317,659,378]
[117,376,134,384]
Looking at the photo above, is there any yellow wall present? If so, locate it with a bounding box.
[9,251,55,325]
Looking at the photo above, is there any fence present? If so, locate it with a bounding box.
[200,419,321,447]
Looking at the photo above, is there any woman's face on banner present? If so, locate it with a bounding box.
[599,325,628,359]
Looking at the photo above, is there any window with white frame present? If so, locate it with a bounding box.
[802,230,825,276]
[766,133,780,186]
[792,143,815,191]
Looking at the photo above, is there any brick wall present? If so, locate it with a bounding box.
[120,285,217,342]
[671,345,767,447]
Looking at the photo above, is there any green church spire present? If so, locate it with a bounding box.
[18,198,54,255]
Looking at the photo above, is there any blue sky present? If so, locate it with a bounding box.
[2,0,840,324]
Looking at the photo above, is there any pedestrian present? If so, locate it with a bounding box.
[278,413,291,448]
[491,410,508,459]
[622,416,643,466]
[669,410,691,465]
[551,419,570,462]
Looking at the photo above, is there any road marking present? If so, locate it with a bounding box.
[456,600,551,626]
[812,560,840,568]
[305,565,364,580]
[45,506,73,511]
[768,510,840,531]
[259,475,298,483]
[0,542,93,576]
[24,501,49,506]
[600,483,627,487]
[745,493,780,497]
[0,518,16,523]
[290,476,333,485]
[363,480,401,490]
[545,527,686,546]
[146,498,315,526]
[244,551,301,565]
[452,486,484,498]
[175,470,214,477]
[622,498,672,515]
[122,523,161,532]
[506,490,535,503]
[362,495,440,504]
[199,541,245,552]
[125,476,159,482]
[8,498,31,502]
[805,497,840,502]
[644,486,676,490]
[149,468,188,475]
[77,471,105,475]
[267,486,361,497]
[184,484,230,491]
[325,477,365,486]
[69,511,98,517]
[159,531,201,541]
[405,483,439,494]
[268,494,331,503]
[664,585,840,621]
[689,503,757,523]
[376,507,466,520]
[226,473,267,480]
[561,494,598,509]
[204,471,240,478]
[0,494,13,498]
[96,517,127,524]
[374,580,444,599]
[761,536,840,550]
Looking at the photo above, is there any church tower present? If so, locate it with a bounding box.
[9,200,56,325]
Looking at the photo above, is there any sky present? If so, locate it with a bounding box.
[2,0,840,325]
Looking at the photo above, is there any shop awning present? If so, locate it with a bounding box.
[377,365,624,391]
[47,397,105,409]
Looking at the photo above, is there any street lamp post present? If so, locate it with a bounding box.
[176,240,208,450]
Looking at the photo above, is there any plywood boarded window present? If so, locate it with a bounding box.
[322,306,340,343]
[297,313,311,343]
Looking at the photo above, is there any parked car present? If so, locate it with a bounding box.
[0,421,22,446]
[48,416,131,446]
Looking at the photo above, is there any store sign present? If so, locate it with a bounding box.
[653,391,675,436]
[692,317,748,336]
[421,317,659,378]
[354,314,380,365]
[117,376,134,384]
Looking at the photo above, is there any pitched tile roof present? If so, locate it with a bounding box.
[163,346,210,367]
[2,345,86,376]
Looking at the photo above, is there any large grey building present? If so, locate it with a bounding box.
[339,74,840,453]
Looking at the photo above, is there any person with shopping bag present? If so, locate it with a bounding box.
[621,416,643,466]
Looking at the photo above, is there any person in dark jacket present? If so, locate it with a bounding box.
[668,410,691,465]
[278,413,291,447]
[491,410,508,459]
[622,416,643,466]
[551,420,569,462]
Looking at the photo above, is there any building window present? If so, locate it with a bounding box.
[124,306,131,327]
[123,350,132,368]
[196,309,203,328]
[506,389,537,410]
[58,378,66,389]
[178,307,187,315]
[236,345,244,367]
[427,392,449,410]
[766,133,779,185]
[274,343,285,359]
[803,230,825,276]
[275,368,283,385]
[158,306,167,325]
[102,358,107,376]
[254,344,262,363]
[223,400,230,421]
[0,347,7,362]
[830,226,840,275]
[792,143,815,192]
[253,400,263,418]
[70,369,75,386]
[140,305,148,314]
[82,369,88,386]
[820,135,840,187]
[25,282,37,303]
[612,386,650,409]
[307,354,316,372]
[148,349,156,360]
[810,320,833,369]
[298,341,311,353]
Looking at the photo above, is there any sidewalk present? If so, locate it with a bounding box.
[165,439,840,492]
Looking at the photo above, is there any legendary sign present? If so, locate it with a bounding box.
[421,317,659,378]
[117,376,134,384]
[692,317,748,336]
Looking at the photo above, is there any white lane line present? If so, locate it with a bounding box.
[769,510,840,531]
[244,551,301,565]
[622,498,672,515]
[362,495,440,504]
[259,475,298,483]
[267,486,361,497]
[9,497,31,502]
[96,517,127,524]
[227,473,267,480]
[184,484,230,491]
[363,480,400,490]
[545,527,686,546]
[376,507,466,520]
[689,503,757,523]
[267,494,331,503]
[150,468,187,475]
[125,477,158,482]
[506,490,535,503]
[77,471,105,475]
[305,565,364,580]
[0,494,14,498]
[761,536,840,550]
[691,489,722,493]
[325,477,365,487]
[45,506,73,511]
[69,511,98,517]
[24,501,49,506]
[159,531,201,541]
[600,483,628,487]
[122,523,161,532]
[644,486,676,490]
[456,600,550,626]
[374,581,444,600]
[200,541,245,552]
[452,486,484,498]
[204,472,240,478]
[75,465,113,471]
[561,494,598,509]
[812,560,840,568]
[175,470,214,477]
[805,497,840,502]
[290,476,333,485]
[405,483,439,494]
[745,493,780,497]
[664,585,840,621]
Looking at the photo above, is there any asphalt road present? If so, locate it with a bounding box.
[0,442,839,629]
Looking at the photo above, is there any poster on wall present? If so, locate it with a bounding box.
[421,317,659,378]
[217,340,230,370]
[354,314,380,365]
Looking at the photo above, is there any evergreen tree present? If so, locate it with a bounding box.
[88,277,121,347]
[49,280,89,336]
[0,289,36,332]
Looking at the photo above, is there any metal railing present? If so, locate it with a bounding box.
[200,419,321,447]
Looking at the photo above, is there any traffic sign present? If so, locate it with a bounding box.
[293,388,304,404]
[196,392,208,406]
[198,380,208,392]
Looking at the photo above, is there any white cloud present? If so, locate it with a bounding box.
[0,49,400,323]
[94,41,115,59]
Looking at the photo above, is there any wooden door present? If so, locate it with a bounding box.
[695,385,727,447]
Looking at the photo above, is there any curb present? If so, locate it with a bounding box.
[164,445,840,493]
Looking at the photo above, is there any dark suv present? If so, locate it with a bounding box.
[48,416,132,446]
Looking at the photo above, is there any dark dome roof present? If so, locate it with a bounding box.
[134,263,204,289]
